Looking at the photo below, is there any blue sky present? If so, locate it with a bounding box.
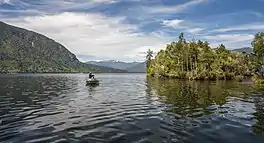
[1,0,264,62]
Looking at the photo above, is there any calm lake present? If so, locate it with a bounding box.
[0,73,264,143]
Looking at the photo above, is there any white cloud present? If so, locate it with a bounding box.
[203,34,254,42]
[3,12,170,62]
[92,0,118,4]
[162,19,204,34]
[1,0,119,15]
[213,24,264,32]
[0,0,11,4]
[145,0,208,13]
[162,19,185,29]
[186,28,204,33]
[124,44,166,60]
[202,34,254,49]
[0,9,42,14]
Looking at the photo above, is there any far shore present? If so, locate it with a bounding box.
[0,72,146,74]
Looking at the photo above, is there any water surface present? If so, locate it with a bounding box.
[0,73,264,143]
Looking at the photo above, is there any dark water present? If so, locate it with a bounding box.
[1,74,264,143]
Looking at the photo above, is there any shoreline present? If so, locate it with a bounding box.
[147,74,252,82]
[0,72,146,74]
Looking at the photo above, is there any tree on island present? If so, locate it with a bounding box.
[146,32,258,81]
[251,32,264,84]
[252,32,264,75]
[146,49,153,69]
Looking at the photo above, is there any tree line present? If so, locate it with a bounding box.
[146,32,264,81]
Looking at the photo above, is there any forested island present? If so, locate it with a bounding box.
[146,32,264,83]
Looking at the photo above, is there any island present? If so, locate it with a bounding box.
[146,32,264,84]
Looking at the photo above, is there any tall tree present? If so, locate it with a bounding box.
[252,32,264,58]
[178,32,185,44]
[252,32,264,73]
[146,49,153,69]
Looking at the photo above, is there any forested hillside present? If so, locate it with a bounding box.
[0,21,126,73]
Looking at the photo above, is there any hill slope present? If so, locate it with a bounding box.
[0,21,126,73]
[232,47,253,53]
[125,62,146,73]
[86,60,146,72]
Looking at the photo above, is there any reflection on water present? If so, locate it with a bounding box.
[147,78,264,141]
[147,78,253,117]
[0,74,264,143]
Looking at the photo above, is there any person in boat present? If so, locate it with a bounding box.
[89,72,95,79]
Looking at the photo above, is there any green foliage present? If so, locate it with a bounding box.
[146,49,153,69]
[0,21,126,73]
[252,75,264,85]
[147,32,256,80]
[252,32,264,74]
[252,32,264,58]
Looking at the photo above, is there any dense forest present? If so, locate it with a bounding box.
[146,32,264,81]
[0,21,126,73]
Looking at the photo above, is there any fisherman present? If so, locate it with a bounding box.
[89,72,95,79]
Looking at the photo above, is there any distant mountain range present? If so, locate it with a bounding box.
[87,60,138,70]
[125,62,146,73]
[232,47,253,53]
[87,60,146,73]
[0,21,126,73]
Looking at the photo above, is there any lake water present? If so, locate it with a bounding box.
[0,73,264,143]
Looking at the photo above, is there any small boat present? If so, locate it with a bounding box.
[86,78,99,85]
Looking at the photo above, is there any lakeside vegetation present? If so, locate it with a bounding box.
[146,32,264,83]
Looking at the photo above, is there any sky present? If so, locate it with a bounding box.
[0,0,264,62]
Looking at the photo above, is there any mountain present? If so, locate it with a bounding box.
[232,47,253,53]
[86,60,139,70]
[86,60,146,72]
[0,21,126,73]
[125,62,146,73]
[82,64,127,73]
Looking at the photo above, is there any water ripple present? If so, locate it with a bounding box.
[0,74,264,142]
